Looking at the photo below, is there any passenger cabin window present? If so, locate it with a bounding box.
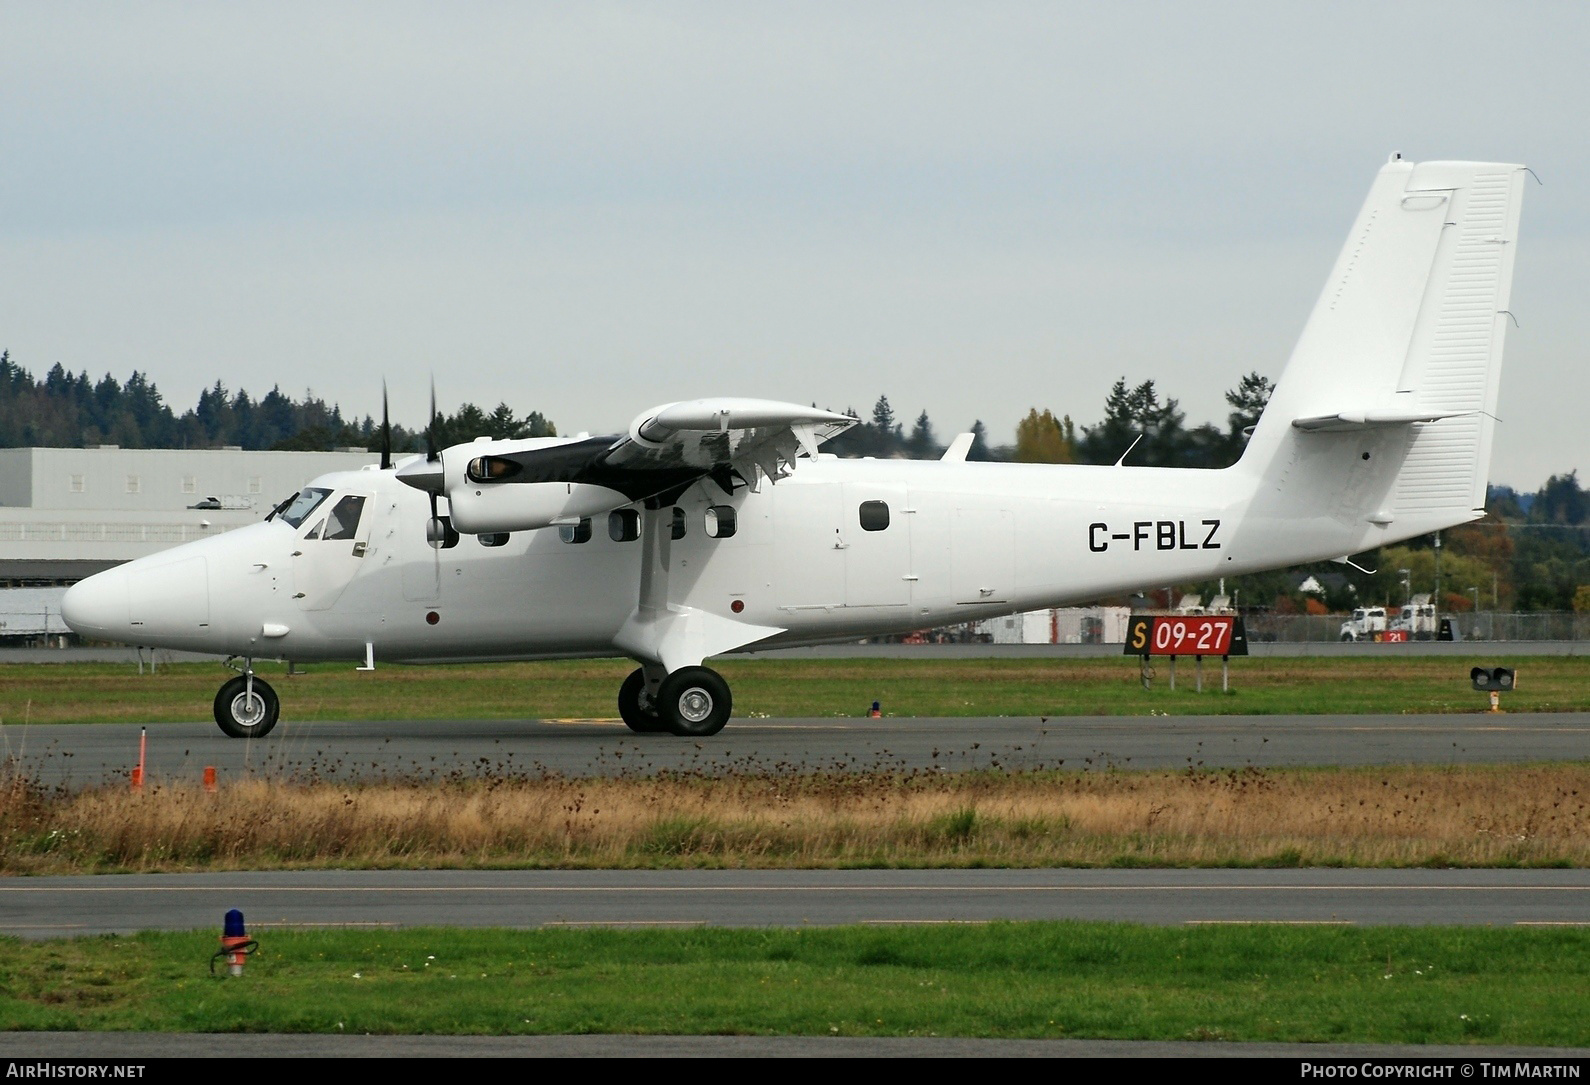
[322,496,366,541]
[671,507,687,540]
[705,505,737,539]
[609,509,640,542]
[858,500,890,532]
[478,532,510,547]
[559,518,593,544]
[428,515,460,549]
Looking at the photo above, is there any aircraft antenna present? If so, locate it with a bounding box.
[1113,433,1143,467]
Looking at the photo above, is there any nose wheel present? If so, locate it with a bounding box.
[214,675,280,738]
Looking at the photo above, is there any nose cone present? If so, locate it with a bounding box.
[62,568,131,640]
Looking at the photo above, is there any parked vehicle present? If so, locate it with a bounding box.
[1340,606,1388,642]
[1391,596,1439,640]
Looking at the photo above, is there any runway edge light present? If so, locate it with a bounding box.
[212,908,259,978]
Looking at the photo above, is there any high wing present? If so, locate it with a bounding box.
[603,398,856,492]
[398,398,856,534]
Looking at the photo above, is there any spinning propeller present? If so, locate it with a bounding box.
[391,379,454,549]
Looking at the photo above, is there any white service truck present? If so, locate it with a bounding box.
[1339,606,1388,642]
[1391,597,1439,640]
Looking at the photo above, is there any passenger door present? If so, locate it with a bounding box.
[843,484,911,607]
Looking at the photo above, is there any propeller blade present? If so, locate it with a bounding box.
[379,381,392,470]
[426,378,439,463]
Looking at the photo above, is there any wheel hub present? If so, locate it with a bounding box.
[677,687,713,723]
[230,692,267,728]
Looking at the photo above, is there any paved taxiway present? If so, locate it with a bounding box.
[8,712,1588,786]
[6,869,1590,937]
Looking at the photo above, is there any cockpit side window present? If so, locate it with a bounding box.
[278,487,332,529]
[304,518,325,540]
[322,495,367,541]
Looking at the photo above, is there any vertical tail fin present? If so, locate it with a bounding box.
[1241,157,1528,548]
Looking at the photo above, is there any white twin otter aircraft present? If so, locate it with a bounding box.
[63,157,1528,738]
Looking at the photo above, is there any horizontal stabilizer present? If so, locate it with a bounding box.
[1291,409,1473,432]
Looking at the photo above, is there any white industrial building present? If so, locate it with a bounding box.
[0,446,377,586]
[976,606,1133,645]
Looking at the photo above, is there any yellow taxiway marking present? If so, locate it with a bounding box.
[543,718,622,725]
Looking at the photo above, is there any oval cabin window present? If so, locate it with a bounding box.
[609,509,641,542]
[705,505,737,539]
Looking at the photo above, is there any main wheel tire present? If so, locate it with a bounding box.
[618,668,668,733]
[214,675,280,738]
[657,666,732,737]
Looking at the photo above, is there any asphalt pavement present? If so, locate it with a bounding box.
[6,868,1590,937]
[7,712,1587,787]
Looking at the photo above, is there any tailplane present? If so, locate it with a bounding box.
[1240,157,1528,550]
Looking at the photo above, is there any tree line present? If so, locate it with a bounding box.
[825,371,1274,469]
[0,352,553,453]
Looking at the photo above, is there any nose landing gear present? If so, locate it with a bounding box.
[214,668,280,738]
[617,665,732,737]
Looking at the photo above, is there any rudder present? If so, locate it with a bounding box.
[1240,157,1528,549]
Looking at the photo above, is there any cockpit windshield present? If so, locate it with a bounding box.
[274,487,333,529]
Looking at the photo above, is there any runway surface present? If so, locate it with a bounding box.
[6,869,1590,937]
[8,712,1588,786]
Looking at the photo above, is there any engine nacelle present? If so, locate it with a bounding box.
[447,479,629,534]
[400,435,634,533]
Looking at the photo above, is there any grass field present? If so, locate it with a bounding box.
[3,923,1586,1044]
[2,655,1586,725]
[7,765,1587,873]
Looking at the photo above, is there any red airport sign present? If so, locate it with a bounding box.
[1124,614,1248,657]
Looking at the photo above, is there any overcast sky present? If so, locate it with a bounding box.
[1,2,1584,488]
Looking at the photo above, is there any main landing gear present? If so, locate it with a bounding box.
[214,663,280,738]
[618,665,732,737]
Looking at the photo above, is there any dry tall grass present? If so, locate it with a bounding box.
[4,765,1587,872]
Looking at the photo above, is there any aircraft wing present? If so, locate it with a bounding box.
[600,398,857,492]
[402,397,857,533]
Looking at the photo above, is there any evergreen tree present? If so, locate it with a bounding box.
[1223,370,1274,461]
[905,409,938,459]
[967,419,991,461]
